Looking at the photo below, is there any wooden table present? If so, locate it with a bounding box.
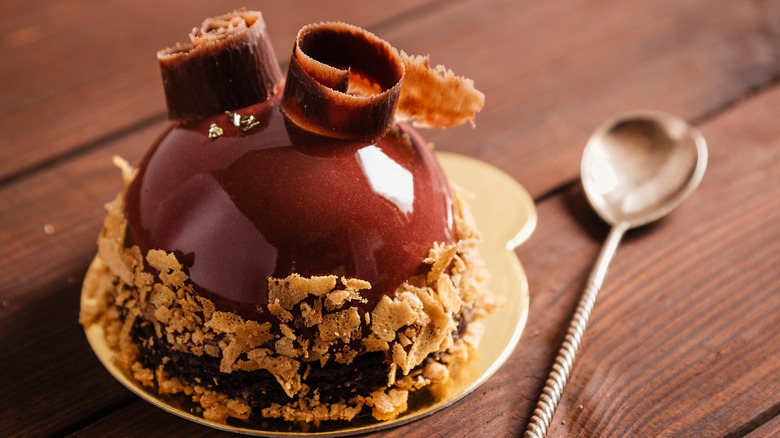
[2,1,779,436]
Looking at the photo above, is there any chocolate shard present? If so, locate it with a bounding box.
[281,22,404,142]
[158,9,283,122]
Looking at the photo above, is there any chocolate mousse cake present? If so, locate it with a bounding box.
[80,9,497,424]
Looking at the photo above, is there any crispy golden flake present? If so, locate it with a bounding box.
[299,300,323,327]
[225,110,260,131]
[208,122,224,139]
[268,274,310,310]
[370,295,419,342]
[324,288,362,311]
[204,311,245,334]
[308,275,338,296]
[145,249,182,273]
[368,388,408,421]
[268,298,293,323]
[425,243,458,285]
[319,307,361,343]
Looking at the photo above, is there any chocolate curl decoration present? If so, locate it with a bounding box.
[158,10,283,122]
[281,22,404,142]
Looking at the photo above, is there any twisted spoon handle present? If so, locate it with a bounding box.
[524,223,628,438]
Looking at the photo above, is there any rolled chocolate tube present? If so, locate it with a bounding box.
[281,22,404,142]
[158,9,283,122]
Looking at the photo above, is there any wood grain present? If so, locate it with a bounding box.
[1,0,779,436]
[746,414,780,438]
[0,122,163,305]
[0,283,136,437]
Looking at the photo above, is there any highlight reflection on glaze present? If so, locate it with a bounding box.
[123,98,454,318]
[357,145,414,216]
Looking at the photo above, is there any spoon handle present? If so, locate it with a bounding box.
[524,223,628,438]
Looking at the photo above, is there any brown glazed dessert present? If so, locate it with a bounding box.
[80,9,495,424]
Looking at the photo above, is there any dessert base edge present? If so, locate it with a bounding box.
[81,152,536,436]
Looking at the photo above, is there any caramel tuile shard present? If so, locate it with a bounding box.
[395,52,485,128]
[158,9,283,122]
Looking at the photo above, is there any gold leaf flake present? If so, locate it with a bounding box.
[225,110,260,131]
[208,122,224,139]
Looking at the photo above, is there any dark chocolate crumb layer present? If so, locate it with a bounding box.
[131,315,392,406]
[127,306,473,408]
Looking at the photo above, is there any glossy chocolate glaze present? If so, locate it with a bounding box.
[124,96,455,319]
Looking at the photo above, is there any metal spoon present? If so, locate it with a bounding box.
[524,110,708,437]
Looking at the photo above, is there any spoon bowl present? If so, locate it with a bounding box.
[581,110,708,228]
[525,110,707,438]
